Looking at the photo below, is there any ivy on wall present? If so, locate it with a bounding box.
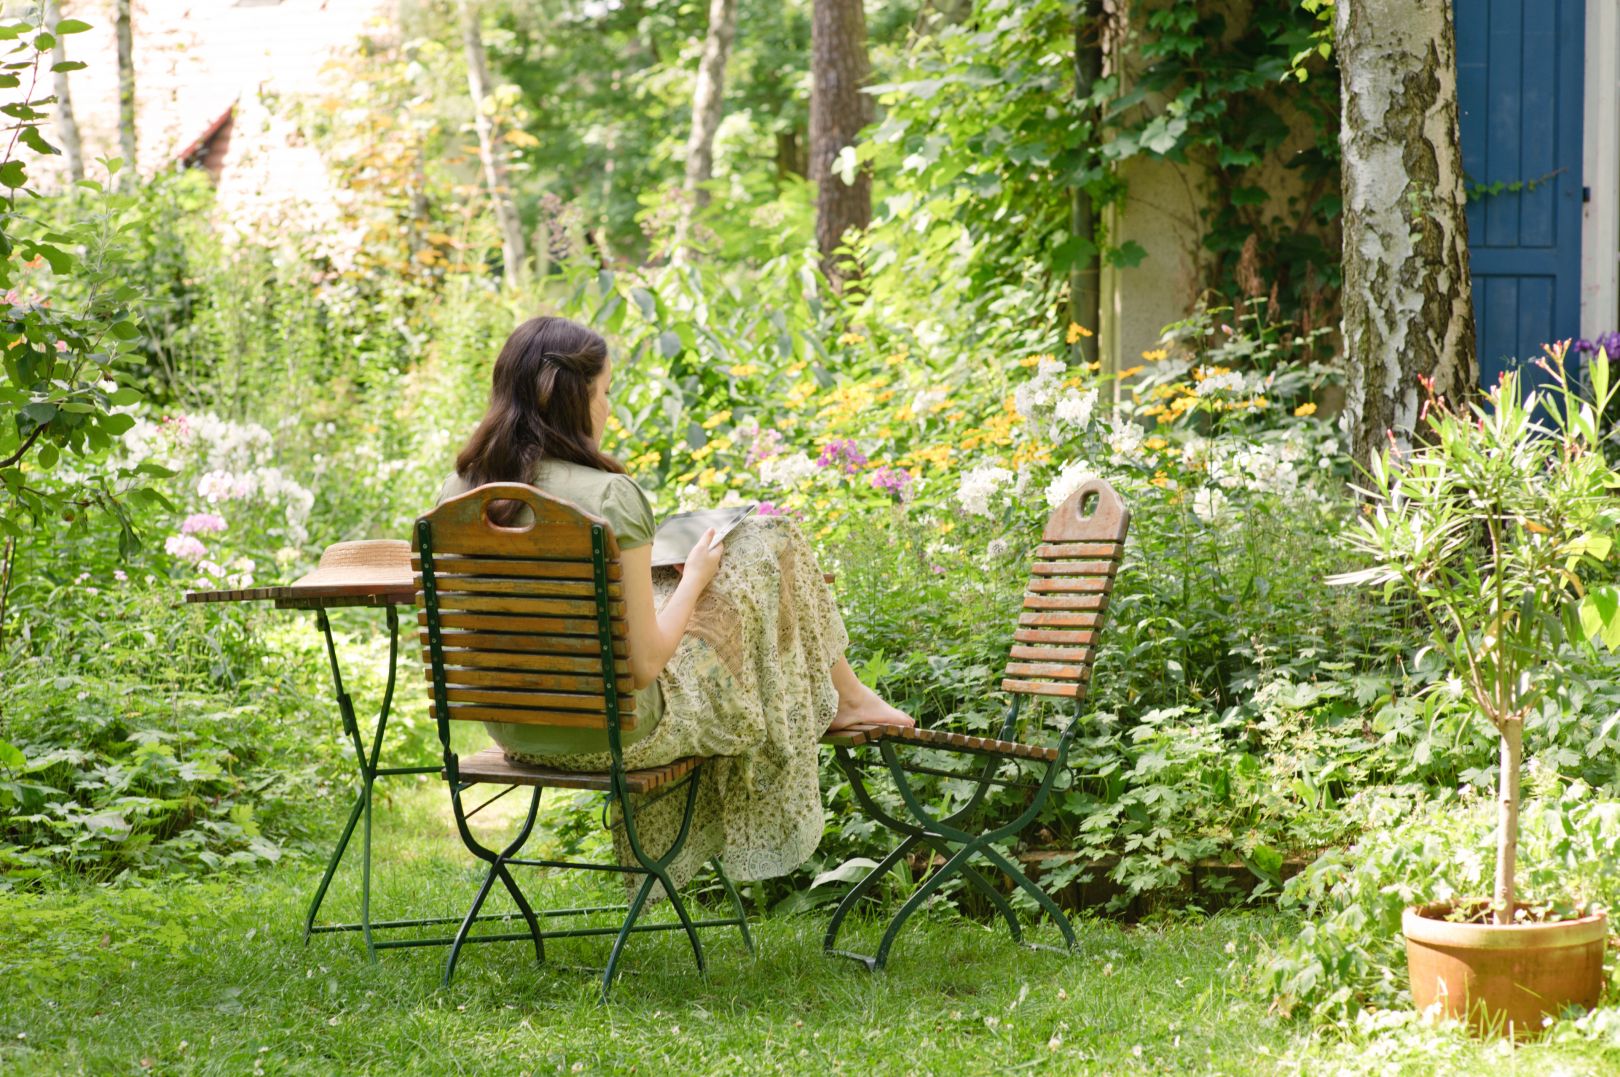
[863,0,1341,342]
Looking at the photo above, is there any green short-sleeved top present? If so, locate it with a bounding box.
[436,459,663,757]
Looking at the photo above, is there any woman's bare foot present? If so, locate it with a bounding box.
[827,688,916,733]
[825,657,916,732]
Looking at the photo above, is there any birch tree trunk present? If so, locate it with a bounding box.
[46,0,83,183]
[1068,4,1102,369]
[459,0,528,289]
[115,0,135,189]
[809,0,871,287]
[673,0,739,257]
[1337,0,1475,469]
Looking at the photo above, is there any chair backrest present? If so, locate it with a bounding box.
[1002,477,1130,701]
[413,482,636,733]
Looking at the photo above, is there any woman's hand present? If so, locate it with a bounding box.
[679,527,724,591]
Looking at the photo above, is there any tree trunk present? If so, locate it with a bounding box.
[1068,5,1102,370]
[674,0,739,256]
[1493,718,1522,925]
[114,0,135,188]
[459,0,527,289]
[809,0,871,286]
[46,0,83,184]
[1337,0,1476,470]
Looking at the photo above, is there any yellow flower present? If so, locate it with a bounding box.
[1144,436,1169,451]
[1067,322,1094,344]
[895,404,915,423]
[813,497,831,510]
[1118,365,1144,379]
[1085,361,1102,372]
[837,331,865,346]
[1294,401,1318,417]
[1141,348,1169,362]
[946,409,967,422]
[701,409,733,430]
[697,467,721,487]
[1150,471,1171,488]
[1018,356,1041,368]
[728,363,760,378]
[786,360,808,374]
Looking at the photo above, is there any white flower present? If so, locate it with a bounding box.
[1195,367,1244,396]
[956,465,1014,517]
[986,537,1011,559]
[910,387,947,416]
[758,451,818,490]
[1106,420,1145,464]
[1192,487,1226,522]
[1054,388,1097,430]
[1045,461,1097,509]
[1037,355,1065,377]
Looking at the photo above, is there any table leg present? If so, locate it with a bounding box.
[302,605,440,961]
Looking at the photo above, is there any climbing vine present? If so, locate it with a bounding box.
[861,0,1341,341]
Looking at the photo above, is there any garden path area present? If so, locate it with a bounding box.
[0,784,1616,1075]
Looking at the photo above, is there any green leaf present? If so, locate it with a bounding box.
[49,60,85,72]
[107,386,140,406]
[34,441,56,469]
[0,160,26,188]
[18,400,55,430]
[1578,586,1620,651]
[0,739,23,771]
[18,124,55,156]
[108,320,139,341]
[54,19,92,34]
[658,330,682,359]
[30,244,70,273]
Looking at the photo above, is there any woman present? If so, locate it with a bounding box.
[438,314,913,890]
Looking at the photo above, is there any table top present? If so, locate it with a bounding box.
[185,539,415,610]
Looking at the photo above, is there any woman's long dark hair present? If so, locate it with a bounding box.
[455,316,626,502]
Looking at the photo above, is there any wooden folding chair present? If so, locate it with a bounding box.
[819,477,1129,970]
[413,482,751,1002]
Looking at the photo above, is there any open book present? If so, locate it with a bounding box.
[650,503,759,567]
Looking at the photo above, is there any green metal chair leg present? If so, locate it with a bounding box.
[979,845,1078,950]
[872,842,984,970]
[601,874,658,1003]
[824,834,920,957]
[711,859,754,955]
[649,867,707,974]
[493,863,545,965]
[443,860,502,987]
[919,835,1023,944]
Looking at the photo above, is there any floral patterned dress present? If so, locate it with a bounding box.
[506,514,848,894]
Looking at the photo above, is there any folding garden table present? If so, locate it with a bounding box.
[186,539,447,961]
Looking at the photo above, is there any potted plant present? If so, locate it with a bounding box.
[1331,344,1620,1034]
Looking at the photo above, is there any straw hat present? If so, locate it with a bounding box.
[286,539,413,597]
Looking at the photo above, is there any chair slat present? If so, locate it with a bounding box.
[443,686,637,719]
[1012,627,1097,645]
[1007,644,1093,662]
[1021,593,1108,611]
[427,665,632,695]
[1029,560,1117,577]
[999,678,1083,697]
[431,703,614,727]
[417,592,616,617]
[1026,577,1112,595]
[417,610,627,638]
[421,667,615,702]
[419,629,627,657]
[422,648,626,676]
[1004,661,1091,680]
[1017,611,1104,629]
[426,577,620,599]
[1034,542,1121,560]
[454,747,696,792]
[412,555,618,581]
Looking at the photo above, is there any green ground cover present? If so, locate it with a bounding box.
[4,786,1619,1076]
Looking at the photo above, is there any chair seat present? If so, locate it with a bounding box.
[821,723,1060,763]
[453,747,703,793]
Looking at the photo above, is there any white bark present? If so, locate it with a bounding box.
[46,0,83,183]
[115,0,134,187]
[1337,0,1476,468]
[459,0,527,289]
[673,0,739,257]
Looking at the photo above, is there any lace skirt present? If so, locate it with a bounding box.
[505,514,849,891]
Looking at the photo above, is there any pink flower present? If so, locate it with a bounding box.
[114,569,128,582]
[181,512,227,535]
[757,501,788,516]
[165,534,208,562]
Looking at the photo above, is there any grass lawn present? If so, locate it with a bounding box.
[3,785,1619,1075]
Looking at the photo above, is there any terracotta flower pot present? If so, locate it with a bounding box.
[1403,900,1608,1036]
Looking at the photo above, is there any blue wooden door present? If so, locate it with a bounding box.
[1455,0,1585,386]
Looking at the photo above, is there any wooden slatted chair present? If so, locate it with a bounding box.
[414,482,752,1002]
[819,477,1129,970]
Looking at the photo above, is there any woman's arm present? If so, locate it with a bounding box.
[620,528,724,690]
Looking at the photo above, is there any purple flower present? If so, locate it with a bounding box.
[868,465,913,501]
[745,428,785,465]
[1576,331,1620,356]
[816,438,868,474]
[165,534,208,562]
[757,501,788,516]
